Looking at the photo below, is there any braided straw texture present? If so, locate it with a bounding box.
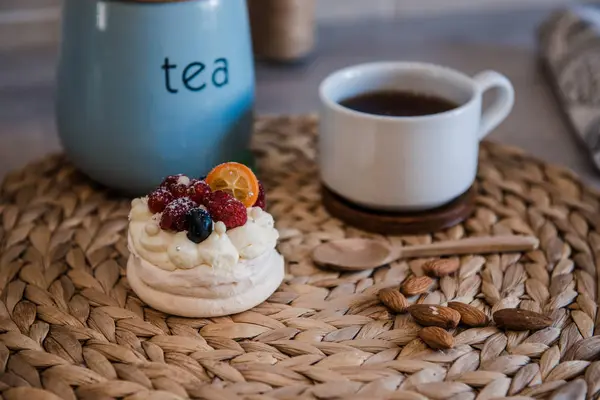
[1,115,600,400]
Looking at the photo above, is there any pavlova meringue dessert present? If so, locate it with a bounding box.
[127,162,284,317]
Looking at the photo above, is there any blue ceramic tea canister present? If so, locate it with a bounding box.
[56,0,255,194]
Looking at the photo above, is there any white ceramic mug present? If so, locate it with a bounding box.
[319,61,515,210]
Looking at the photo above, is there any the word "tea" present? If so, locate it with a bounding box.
[162,57,229,94]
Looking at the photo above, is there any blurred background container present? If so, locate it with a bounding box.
[248,0,316,62]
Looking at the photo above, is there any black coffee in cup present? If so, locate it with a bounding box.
[339,90,458,117]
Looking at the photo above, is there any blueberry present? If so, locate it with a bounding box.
[186,208,213,244]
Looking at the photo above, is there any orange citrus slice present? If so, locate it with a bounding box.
[205,162,260,207]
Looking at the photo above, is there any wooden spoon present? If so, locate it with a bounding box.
[312,235,539,271]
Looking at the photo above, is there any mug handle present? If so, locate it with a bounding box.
[473,71,515,139]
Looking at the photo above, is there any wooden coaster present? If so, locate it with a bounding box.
[321,184,476,235]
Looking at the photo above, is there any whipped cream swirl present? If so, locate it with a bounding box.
[128,197,279,271]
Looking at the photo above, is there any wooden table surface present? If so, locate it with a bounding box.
[2,7,599,188]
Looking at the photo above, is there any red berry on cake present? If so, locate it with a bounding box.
[160,174,191,198]
[147,187,175,214]
[206,190,232,205]
[159,174,184,190]
[187,180,212,205]
[253,181,266,209]
[206,190,248,229]
[160,198,197,231]
[170,183,189,198]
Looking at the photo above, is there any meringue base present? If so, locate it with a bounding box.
[127,249,285,318]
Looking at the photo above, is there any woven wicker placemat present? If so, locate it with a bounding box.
[1,115,600,400]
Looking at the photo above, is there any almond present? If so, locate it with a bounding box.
[493,308,553,331]
[401,276,433,296]
[419,327,454,350]
[408,304,461,329]
[448,301,489,327]
[422,258,460,277]
[378,288,408,313]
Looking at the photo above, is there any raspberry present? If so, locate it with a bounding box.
[160,174,190,198]
[208,190,232,205]
[253,181,266,209]
[159,174,183,190]
[187,180,212,205]
[206,191,248,229]
[147,187,174,214]
[160,198,197,231]
[170,183,189,198]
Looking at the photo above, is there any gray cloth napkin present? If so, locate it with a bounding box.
[539,5,600,171]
